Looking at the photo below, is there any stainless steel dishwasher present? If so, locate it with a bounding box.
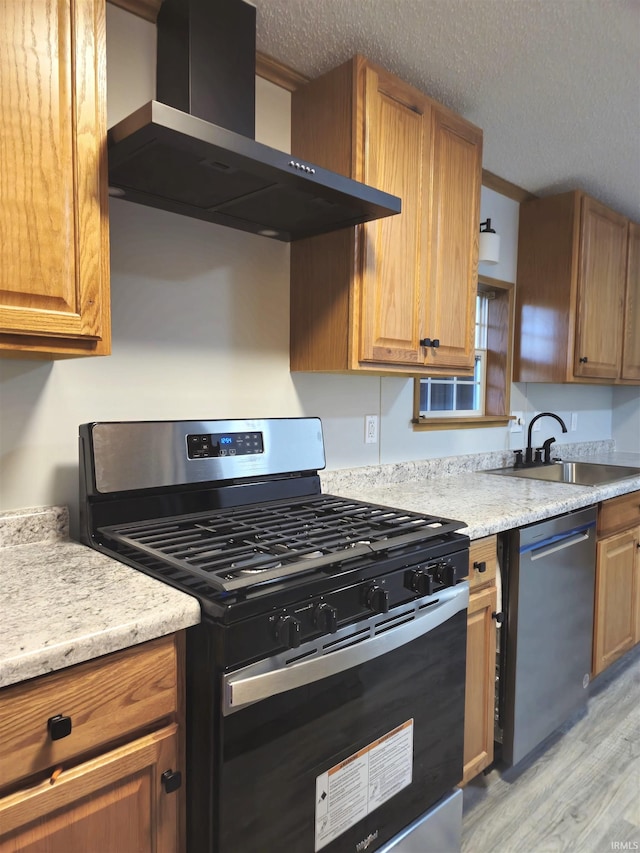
[499,506,597,767]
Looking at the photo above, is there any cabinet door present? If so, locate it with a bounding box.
[0,0,110,357]
[593,528,639,676]
[0,725,181,853]
[574,197,627,379]
[426,108,482,371]
[0,635,179,790]
[621,221,640,381]
[462,585,497,785]
[358,66,431,367]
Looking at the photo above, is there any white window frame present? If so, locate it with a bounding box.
[418,293,488,419]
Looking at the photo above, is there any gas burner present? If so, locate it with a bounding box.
[236,564,282,575]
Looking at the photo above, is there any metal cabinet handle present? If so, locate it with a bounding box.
[579,356,589,363]
[161,769,182,793]
[48,715,72,741]
[420,338,440,348]
[473,560,487,573]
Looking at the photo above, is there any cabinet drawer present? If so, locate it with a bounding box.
[598,490,640,538]
[0,724,179,845]
[468,536,497,592]
[0,636,178,791]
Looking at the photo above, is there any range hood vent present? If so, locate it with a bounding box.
[107,0,401,242]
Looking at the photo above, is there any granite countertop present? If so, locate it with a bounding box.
[0,507,201,689]
[2,444,638,690]
[321,447,640,540]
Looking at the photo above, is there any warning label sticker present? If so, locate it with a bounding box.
[314,719,413,852]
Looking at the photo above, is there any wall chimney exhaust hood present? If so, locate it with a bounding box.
[107,0,401,242]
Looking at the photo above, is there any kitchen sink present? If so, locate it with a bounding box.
[486,461,640,486]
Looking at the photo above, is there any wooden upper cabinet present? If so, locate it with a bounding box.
[290,55,482,375]
[0,0,110,358]
[574,196,627,379]
[514,190,634,384]
[622,221,640,381]
[426,108,482,370]
[358,65,431,367]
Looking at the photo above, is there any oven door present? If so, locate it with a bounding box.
[213,583,468,853]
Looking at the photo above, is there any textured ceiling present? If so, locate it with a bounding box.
[252,0,640,220]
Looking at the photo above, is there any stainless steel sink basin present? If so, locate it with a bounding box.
[486,461,640,486]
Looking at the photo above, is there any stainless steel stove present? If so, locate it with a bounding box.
[79,418,469,853]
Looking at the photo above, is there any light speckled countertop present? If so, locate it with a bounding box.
[321,447,640,540]
[0,507,201,689]
[2,444,638,690]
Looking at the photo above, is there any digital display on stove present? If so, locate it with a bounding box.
[187,431,264,459]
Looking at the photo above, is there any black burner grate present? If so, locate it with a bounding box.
[98,494,464,593]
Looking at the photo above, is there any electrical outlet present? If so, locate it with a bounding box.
[532,412,541,432]
[571,412,578,431]
[365,414,378,444]
[510,412,524,433]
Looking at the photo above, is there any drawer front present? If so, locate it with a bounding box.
[0,635,178,790]
[598,490,640,538]
[468,536,497,592]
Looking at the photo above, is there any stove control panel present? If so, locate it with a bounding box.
[224,542,470,666]
[187,431,264,459]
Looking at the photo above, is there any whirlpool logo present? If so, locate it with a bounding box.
[356,830,379,851]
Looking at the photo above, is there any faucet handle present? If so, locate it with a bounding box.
[541,436,556,463]
[534,448,544,464]
[513,450,524,468]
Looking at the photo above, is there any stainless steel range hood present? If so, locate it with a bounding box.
[107,0,401,242]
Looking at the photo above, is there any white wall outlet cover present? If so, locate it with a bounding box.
[510,412,524,432]
[365,414,378,444]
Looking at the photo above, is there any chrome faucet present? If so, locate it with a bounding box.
[523,412,568,465]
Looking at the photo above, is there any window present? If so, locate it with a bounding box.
[413,276,514,430]
[419,294,488,418]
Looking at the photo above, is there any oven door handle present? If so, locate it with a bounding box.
[222,583,469,715]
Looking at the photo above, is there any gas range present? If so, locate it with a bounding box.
[78,418,470,853]
[80,418,468,634]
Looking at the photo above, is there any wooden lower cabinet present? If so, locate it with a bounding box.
[0,725,179,853]
[593,526,639,676]
[0,635,185,852]
[592,490,640,677]
[462,536,498,785]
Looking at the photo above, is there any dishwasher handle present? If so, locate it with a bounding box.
[223,583,469,715]
[522,520,595,561]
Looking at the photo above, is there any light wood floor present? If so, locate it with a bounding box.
[462,645,640,853]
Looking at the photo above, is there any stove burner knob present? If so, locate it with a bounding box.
[406,569,434,597]
[365,585,390,615]
[434,562,456,587]
[313,602,338,634]
[274,614,302,649]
